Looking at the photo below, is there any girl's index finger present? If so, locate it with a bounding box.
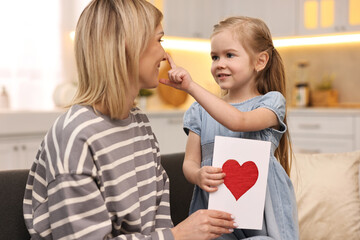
[166,53,177,69]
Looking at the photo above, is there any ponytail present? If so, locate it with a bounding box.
[261,48,292,176]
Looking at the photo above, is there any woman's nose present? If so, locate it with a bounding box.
[161,49,167,61]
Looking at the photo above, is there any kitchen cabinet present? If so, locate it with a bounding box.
[288,108,360,154]
[298,0,360,35]
[147,111,187,155]
[0,110,187,170]
[163,0,297,38]
[0,135,43,170]
[0,110,63,170]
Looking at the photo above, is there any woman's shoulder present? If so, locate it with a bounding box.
[56,105,96,127]
[131,107,150,123]
[49,105,95,140]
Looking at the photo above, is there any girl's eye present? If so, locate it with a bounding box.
[226,53,234,58]
[159,39,164,43]
[211,55,219,61]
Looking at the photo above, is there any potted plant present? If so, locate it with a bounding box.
[137,89,154,110]
[310,74,338,107]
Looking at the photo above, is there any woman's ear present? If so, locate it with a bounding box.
[255,51,269,72]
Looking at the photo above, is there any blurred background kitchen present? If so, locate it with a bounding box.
[1,0,360,170]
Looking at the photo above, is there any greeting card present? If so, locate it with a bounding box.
[208,136,271,230]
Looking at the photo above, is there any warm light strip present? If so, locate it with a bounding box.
[162,33,360,52]
[274,33,360,47]
[162,37,210,52]
[71,32,360,49]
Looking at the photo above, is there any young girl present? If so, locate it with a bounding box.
[23,1,236,239]
[161,16,299,239]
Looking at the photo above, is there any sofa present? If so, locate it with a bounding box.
[290,151,360,240]
[1,151,359,240]
[165,151,360,240]
[0,152,193,240]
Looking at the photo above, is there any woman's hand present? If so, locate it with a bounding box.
[196,166,225,193]
[171,209,237,240]
[159,53,194,92]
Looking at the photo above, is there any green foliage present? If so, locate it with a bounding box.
[138,89,154,97]
[316,74,334,90]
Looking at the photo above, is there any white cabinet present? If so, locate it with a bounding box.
[163,0,297,38]
[230,0,298,37]
[298,0,360,35]
[288,108,360,153]
[0,110,185,170]
[0,135,43,170]
[163,0,213,38]
[0,110,62,170]
[147,111,187,154]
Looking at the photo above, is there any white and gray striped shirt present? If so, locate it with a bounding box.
[23,105,174,240]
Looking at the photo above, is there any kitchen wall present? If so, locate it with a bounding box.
[2,1,359,111]
[148,41,360,111]
[279,42,360,104]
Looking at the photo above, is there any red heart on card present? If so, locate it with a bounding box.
[222,159,259,201]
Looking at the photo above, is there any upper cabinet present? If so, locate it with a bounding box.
[163,0,297,39]
[162,0,360,39]
[298,0,360,35]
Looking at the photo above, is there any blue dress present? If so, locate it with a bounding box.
[183,91,299,240]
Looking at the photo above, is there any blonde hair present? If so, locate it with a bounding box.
[212,16,293,176]
[73,0,162,119]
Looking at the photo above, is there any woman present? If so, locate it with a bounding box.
[23,0,235,239]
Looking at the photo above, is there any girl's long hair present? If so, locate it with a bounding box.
[212,16,293,176]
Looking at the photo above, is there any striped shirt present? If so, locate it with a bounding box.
[23,105,174,240]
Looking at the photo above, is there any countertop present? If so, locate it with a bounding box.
[1,107,360,136]
[288,107,360,115]
[0,108,185,136]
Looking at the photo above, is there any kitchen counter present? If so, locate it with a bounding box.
[2,107,360,136]
[288,107,360,115]
[0,108,187,170]
[0,108,187,136]
[0,109,64,137]
[1,107,360,169]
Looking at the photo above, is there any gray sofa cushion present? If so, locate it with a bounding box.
[0,169,31,240]
[161,152,194,226]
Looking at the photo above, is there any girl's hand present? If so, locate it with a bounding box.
[159,53,193,92]
[171,209,236,240]
[196,166,225,193]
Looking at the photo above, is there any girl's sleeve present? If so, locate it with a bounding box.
[183,102,202,136]
[254,91,287,134]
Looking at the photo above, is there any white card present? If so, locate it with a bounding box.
[208,136,271,230]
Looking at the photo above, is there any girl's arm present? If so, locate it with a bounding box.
[160,55,278,132]
[182,131,202,184]
[183,131,224,192]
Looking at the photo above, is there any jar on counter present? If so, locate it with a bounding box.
[0,86,10,109]
[293,83,310,107]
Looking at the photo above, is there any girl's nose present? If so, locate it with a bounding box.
[216,58,226,69]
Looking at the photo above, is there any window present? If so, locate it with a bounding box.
[0,1,61,110]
